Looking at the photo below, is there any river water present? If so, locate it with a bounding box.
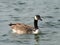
[0,0,60,45]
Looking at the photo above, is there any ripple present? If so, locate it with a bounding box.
[14,8,20,11]
[0,20,8,23]
[2,34,8,37]
[0,39,22,43]
[10,40,22,43]
[9,15,13,16]
[58,19,60,22]
[0,39,9,43]
[54,7,60,10]
[11,17,20,18]
[18,2,26,5]
[45,22,55,27]
[40,33,48,35]
[41,21,60,28]
[41,39,51,41]
[13,2,26,5]
[42,16,54,18]
[52,31,58,34]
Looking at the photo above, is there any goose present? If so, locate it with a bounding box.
[9,15,42,34]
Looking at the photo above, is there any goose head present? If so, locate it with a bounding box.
[34,15,42,21]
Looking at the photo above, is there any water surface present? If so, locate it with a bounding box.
[0,0,60,45]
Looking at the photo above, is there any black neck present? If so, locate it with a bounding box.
[34,19,38,29]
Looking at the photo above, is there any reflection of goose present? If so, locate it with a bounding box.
[34,34,40,42]
[9,15,42,34]
[34,34,40,45]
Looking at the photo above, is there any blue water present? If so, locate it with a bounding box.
[0,0,60,45]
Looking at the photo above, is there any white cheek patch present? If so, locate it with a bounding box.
[35,16,37,20]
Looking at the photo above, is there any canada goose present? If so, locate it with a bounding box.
[9,15,42,34]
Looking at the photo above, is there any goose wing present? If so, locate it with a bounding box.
[10,23,34,32]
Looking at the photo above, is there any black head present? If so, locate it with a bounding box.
[34,15,42,21]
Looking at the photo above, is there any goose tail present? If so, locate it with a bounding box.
[9,23,16,26]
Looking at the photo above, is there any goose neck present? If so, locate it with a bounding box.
[34,19,38,29]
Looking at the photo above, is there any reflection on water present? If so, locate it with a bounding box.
[0,32,41,45]
[0,33,40,45]
[34,34,40,45]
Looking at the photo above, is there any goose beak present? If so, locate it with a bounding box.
[40,18,42,21]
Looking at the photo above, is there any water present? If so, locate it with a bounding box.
[0,0,60,45]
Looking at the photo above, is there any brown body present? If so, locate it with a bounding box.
[10,23,35,34]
